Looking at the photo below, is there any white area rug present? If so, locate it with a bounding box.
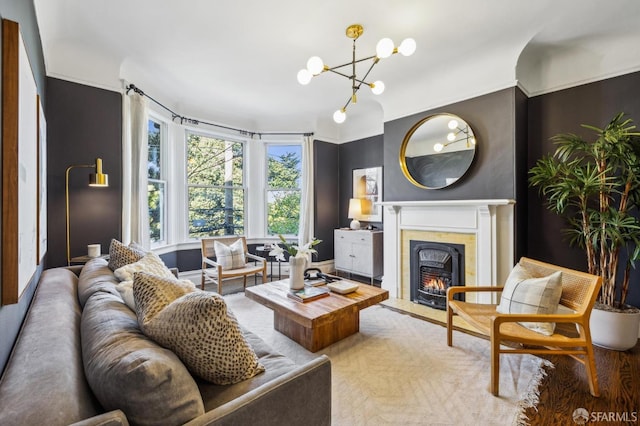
[224,293,551,426]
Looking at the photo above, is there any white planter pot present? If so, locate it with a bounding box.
[590,307,640,351]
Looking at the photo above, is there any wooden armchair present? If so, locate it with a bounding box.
[201,236,267,294]
[446,257,602,397]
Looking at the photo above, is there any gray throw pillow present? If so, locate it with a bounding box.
[134,272,265,384]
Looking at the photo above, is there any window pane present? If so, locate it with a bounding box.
[267,145,301,189]
[188,187,244,237]
[148,180,165,243]
[148,120,161,180]
[267,190,300,235]
[266,144,302,236]
[187,133,243,186]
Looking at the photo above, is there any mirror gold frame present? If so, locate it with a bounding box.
[399,113,477,189]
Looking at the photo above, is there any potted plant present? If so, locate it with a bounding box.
[269,235,322,290]
[529,112,640,350]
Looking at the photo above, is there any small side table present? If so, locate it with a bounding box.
[255,246,282,281]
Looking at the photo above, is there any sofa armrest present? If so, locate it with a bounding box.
[184,355,331,426]
[69,410,130,426]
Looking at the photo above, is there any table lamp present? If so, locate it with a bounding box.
[348,198,363,230]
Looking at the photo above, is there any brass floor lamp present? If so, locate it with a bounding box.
[65,158,109,265]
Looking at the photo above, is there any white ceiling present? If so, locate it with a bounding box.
[34,0,640,142]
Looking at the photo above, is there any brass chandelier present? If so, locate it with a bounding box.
[297,24,416,123]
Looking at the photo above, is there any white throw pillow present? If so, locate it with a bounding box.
[214,239,246,270]
[114,251,192,310]
[133,272,265,384]
[496,262,563,336]
[114,251,174,282]
[116,278,196,311]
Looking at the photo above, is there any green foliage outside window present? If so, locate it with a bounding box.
[148,120,163,242]
[267,147,301,236]
[188,133,244,237]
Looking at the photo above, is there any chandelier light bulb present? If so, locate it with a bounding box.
[447,132,456,142]
[448,119,459,129]
[398,38,417,56]
[307,56,324,75]
[376,38,394,58]
[297,69,312,85]
[333,109,347,124]
[433,143,444,153]
[370,80,385,95]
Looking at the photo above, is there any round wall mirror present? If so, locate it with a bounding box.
[399,113,477,189]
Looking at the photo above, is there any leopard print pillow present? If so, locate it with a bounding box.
[133,272,265,384]
[108,239,146,271]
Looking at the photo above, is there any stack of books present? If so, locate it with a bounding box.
[287,286,330,302]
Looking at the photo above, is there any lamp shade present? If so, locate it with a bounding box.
[348,198,363,218]
[89,158,109,187]
[348,198,363,230]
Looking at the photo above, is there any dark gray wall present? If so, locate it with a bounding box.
[0,1,47,373]
[46,78,123,268]
[314,140,341,261]
[527,71,640,307]
[338,134,384,229]
[384,88,520,202]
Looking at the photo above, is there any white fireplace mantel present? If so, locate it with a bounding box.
[378,199,515,303]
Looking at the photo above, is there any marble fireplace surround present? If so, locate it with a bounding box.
[379,200,515,305]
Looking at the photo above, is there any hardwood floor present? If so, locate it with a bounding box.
[525,342,640,425]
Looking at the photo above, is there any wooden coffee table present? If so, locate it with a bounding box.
[245,279,389,352]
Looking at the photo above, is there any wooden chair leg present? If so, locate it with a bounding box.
[584,344,600,397]
[490,332,500,396]
[201,270,205,290]
[446,306,454,347]
[243,275,247,289]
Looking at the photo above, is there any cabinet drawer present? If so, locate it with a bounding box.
[335,230,372,244]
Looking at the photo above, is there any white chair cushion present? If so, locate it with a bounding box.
[496,262,563,336]
[214,239,246,270]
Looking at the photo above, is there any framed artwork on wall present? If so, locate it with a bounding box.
[352,166,383,222]
[2,19,39,305]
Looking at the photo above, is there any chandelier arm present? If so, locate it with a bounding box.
[354,58,380,90]
[326,68,373,86]
[325,55,378,72]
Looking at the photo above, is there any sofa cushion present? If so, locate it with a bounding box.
[496,262,563,335]
[108,239,146,271]
[134,273,265,384]
[77,257,122,308]
[214,239,246,270]
[81,290,204,425]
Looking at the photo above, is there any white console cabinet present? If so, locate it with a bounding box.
[334,229,383,284]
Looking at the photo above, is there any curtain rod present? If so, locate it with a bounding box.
[125,84,313,138]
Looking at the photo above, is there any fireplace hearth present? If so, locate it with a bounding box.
[410,241,464,310]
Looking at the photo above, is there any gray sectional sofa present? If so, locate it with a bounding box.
[0,258,331,425]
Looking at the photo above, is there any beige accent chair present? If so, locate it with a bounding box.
[446,257,602,397]
[201,236,267,294]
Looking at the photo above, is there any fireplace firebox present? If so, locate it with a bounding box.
[410,241,464,310]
